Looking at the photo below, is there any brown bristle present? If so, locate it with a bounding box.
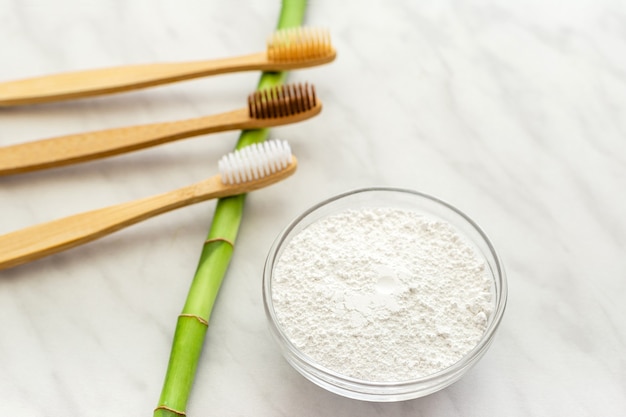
[267,27,333,62]
[248,83,317,119]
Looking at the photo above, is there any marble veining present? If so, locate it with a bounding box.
[1,0,625,416]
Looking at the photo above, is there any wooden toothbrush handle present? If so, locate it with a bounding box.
[0,108,250,175]
[0,176,225,271]
[0,53,266,106]
[0,155,297,270]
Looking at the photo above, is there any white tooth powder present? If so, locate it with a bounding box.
[271,207,494,382]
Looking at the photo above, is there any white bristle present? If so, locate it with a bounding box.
[218,140,292,185]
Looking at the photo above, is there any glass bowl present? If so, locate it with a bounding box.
[262,187,507,402]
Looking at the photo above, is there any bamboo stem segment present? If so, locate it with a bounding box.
[153,3,310,415]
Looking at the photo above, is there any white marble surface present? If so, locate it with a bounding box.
[1,0,625,415]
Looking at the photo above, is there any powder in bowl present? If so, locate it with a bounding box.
[264,187,507,401]
[271,206,494,383]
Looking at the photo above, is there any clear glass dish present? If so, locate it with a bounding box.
[263,187,507,402]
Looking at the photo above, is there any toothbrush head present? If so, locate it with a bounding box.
[267,27,336,63]
[248,82,318,119]
[218,139,296,185]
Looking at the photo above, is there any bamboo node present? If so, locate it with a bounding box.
[178,313,209,327]
[154,405,186,416]
[204,237,234,249]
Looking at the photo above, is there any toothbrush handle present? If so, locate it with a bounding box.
[0,108,251,176]
[0,156,297,271]
[0,176,225,271]
[0,53,268,106]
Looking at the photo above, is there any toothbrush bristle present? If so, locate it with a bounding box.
[267,27,334,62]
[248,83,317,119]
[218,140,293,185]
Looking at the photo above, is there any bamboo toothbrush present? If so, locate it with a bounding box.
[0,140,296,271]
[0,83,318,176]
[0,27,335,106]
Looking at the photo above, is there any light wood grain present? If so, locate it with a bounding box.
[0,156,297,270]
[0,51,336,106]
[0,101,320,175]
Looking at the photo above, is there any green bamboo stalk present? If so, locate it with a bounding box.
[154,2,308,416]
